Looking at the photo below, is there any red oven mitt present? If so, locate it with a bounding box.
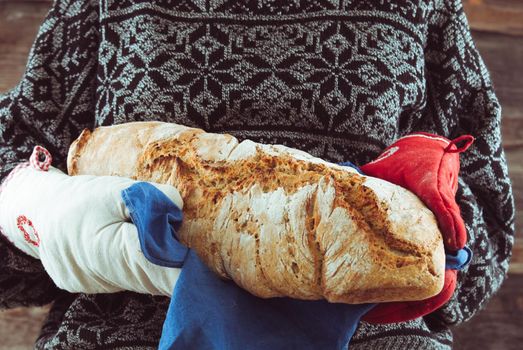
[359,132,474,323]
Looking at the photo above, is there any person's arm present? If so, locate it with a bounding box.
[0,0,100,308]
[416,0,515,324]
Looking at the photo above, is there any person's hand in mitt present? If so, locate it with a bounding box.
[356,132,475,323]
[0,146,185,296]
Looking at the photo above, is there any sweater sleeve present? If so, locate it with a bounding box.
[0,0,99,308]
[416,0,515,325]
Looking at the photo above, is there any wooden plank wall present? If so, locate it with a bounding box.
[0,0,521,349]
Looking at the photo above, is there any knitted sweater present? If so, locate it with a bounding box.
[0,0,515,349]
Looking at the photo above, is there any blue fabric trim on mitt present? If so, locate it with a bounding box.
[121,182,187,268]
[445,246,473,270]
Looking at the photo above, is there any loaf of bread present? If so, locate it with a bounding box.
[67,121,445,304]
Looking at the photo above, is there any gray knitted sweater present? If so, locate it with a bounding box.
[0,0,515,349]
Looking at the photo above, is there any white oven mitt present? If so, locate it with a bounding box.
[0,146,183,295]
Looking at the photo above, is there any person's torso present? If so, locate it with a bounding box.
[95,0,433,164]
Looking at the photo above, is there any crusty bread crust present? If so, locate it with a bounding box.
[67,121,445,303]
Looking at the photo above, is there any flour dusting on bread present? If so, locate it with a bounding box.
[67,121,445,303]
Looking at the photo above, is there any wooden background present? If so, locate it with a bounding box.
[0,0,521,349]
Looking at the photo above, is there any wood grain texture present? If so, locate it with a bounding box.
[505,144,523,273]
[0,306,50,350]
[0,1,50,93]
[453,274,523,350]
[463,0,523,36]
[471,30,523,120]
